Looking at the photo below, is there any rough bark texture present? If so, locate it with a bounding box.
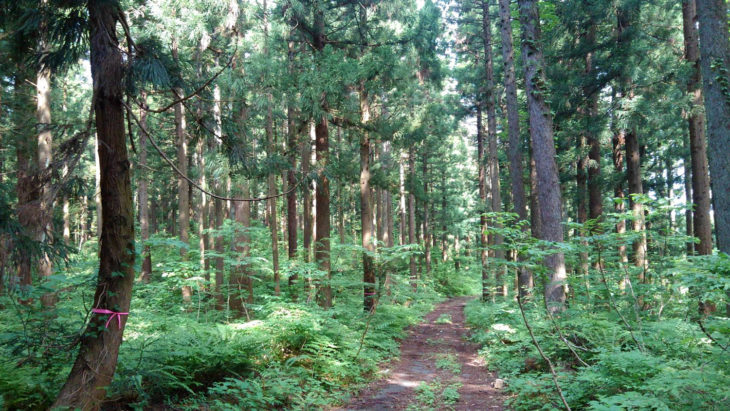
[617,5,647,273]
[519,0,566,312]
[613,130,629,264]
[360,87,376,311]
[53,3,135,407]
[683,0,713,256]
[36,14,55,306]
[481,0,505,297]
[696,0,730,315]
[498,0,532,296]
[14,73,33,301]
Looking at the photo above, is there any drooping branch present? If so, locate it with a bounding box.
[123,100,301,203]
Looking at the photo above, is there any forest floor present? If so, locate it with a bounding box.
[338,297,506,410]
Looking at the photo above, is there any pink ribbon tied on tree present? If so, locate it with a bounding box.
[91,308,129,329]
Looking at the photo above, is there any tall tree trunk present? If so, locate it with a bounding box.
[138,93,152,282]
[499,0,532,296]
[53,4,135,407]
[315,111,331,307]
[422,153,432,275]
[37,9,55,306]
[360,86,376,311]
[696,0,730,315]
[626,130,646,274]
[94,135,102,239]
[267,103,280,295]
[482,0,504,297]
[584,26,603,224]
[477,105,489,301]
[286,35,298,264]
[617,5,647,275]
[408,148,417,289]
[232,181,254,314]
[172,38,189,259]
[529,151,541,239]
[400,151,407,245]
[302,122,314,262]
[313,8,331,308]
[613,130,629,265]
[14,73,33,301]
[683,0,713,256]
[519,0,567,312]
[683,144,694,255]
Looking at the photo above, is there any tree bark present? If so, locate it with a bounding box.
[37,9,55,306]
[408,148,417,289]
[498,0,532,296]
[172,38,189,259]
[14,73,33,302]
[422,152,432,275]
[53,3,135,407]
[360,86,376,311]
[302,122,314,262]
[399,151,408,245]
[477,105,489,301]
[138,93,152,282]
[683,0,713,256]
[519,0,567,312]
[481,0,505,297]
[313,7,331,308]
[696,0,730,315]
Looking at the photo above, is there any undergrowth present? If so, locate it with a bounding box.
[0,229,480,410]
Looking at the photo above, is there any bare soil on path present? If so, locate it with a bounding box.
[338,297,506,411]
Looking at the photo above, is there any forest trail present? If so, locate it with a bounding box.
[339,297,505,410]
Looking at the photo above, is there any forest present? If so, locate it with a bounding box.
[0,0,729,409]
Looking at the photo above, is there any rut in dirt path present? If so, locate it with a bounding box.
[340,297,505,411]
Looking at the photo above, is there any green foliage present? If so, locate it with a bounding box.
[465,205,730,411]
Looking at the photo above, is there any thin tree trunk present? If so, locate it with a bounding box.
[400,151,407,245]
[172,38,189,258]
[232,181,254,314]
[302,122,314,262]
[422,153,432,275]
[613,130,629,265]
[519,0,567,312]
[286,35,298,263]
[53,4,135,406]
[408,148,417,289]
[584,25,603,224]
[477,105,489,301]
[683,0,713,256]
[683,145,694,255]
[139,93,152,282]
[94,135,102,239]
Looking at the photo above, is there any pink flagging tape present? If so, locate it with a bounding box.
[91,308,129,329]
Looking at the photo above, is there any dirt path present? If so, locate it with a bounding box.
[339,297,505,410]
